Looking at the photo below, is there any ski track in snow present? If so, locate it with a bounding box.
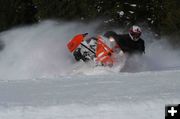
[0,21,180,119]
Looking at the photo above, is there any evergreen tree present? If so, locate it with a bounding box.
[0,0,180,35]
[160,0,180,34]
[0,0,37,31]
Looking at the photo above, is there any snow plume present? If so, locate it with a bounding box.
[0,21,99,80]
[0,21,180,79]
[122,31,180,72]
[145,37,180,70]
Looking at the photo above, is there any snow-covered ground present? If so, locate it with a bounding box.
[0,70,180,119]
[0,21,180,119]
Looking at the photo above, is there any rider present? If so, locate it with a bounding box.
[72,25,145,64]
[104,25,145,55]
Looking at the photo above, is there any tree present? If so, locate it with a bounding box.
[0,0,37,31]
[160,0,180,34]
[0,0,180,35]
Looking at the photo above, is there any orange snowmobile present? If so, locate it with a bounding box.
[67,33,121,66]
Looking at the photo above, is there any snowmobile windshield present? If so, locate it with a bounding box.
[101,36,116,50]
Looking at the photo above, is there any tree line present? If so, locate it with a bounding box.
[0,0,180,35]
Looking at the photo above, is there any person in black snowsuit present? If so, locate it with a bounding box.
[104,25,145,71]
[104,25,145,55]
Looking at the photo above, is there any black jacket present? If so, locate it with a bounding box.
[104,31,145,54]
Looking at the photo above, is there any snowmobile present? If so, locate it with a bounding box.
[67,33,125,67]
